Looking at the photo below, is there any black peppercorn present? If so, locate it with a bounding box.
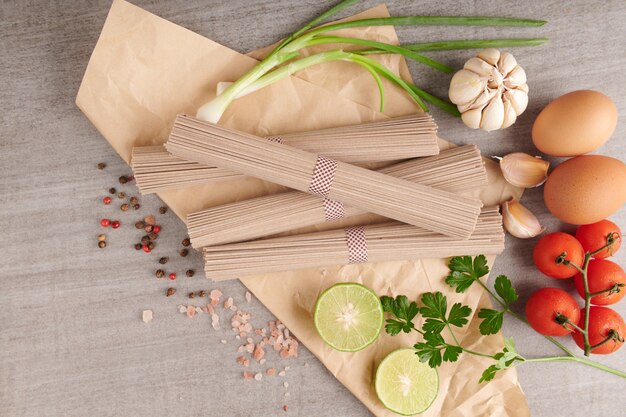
[179,249,188,257]
[148,232,158,240]
[97,162,106,170]
[129,196,139,205]
[117,191,126,199]
[141,235,151,244]
[155,269,165,279]
[198,290,206,297]
[118,175,128,184]
[120,203,129,211]
[133,204,141,210]
[166,288,176,297]
[134,243,142,250]
[158,257,168,265]
[109,187,116,194]
[98,241,106,248]
[135,221,145,229]
[147,242,155,250]
[159,206,168,214]
[185,269,195,277]
[188,292,195,299]
[181,238,191,247]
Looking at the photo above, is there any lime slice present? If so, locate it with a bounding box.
[313,283,383,352]
[375,349,439,415]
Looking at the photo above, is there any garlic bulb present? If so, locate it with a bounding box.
[502,199,544,238]
[497,153,549,188]
[449,49,529,132]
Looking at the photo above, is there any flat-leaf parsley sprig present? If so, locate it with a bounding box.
[381,255,626,382]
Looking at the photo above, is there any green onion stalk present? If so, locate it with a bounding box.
[196,0,547,123]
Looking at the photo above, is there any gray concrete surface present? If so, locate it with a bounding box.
[1,1,625,416]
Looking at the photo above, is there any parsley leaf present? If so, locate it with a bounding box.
[414,332,446,368]
[477,308,504,335]
[448,303,472,328]
[494,275,518,305]
[479,337,523,383]
[445,255,490,293]
[422,318,446,334]
[443,345,463,362]
[479,365,499,383]
[420,292,447,319]
[380,295,419,336]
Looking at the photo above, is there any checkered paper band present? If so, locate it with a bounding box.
[345,226,368,264]
[323,199,345,221]
[265,136,283,144]
[308,156,337,197]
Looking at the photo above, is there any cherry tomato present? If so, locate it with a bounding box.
[533,232,585,279]
[573,259,626,305]
[572,306,625,354]
[575,220,622,259]
[525,288,580,336]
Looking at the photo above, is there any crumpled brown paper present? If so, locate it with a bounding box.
[76,1,528,416]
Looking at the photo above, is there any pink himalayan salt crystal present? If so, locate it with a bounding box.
[259,358,266,365]
[186,306,196,318]
[266,368,276,376]
[253,344,265,361]
[224,297,233,309]
[243,371,253,380]
[245,291,252,303]
[207,304,215,315]
[254,373,263,381]
[236,356,250,367]
[245,343,254,354]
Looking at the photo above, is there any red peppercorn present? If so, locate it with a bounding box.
[111,220,121,229]
[169,273,177,280]
[152,225,161,233]
[103,196,112,205]
[100,219,111,227]
[142,244,151,253]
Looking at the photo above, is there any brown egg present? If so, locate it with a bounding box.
[544,155,626,224]
[532,90,618,156]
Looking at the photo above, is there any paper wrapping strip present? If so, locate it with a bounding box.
[76,1,528,416]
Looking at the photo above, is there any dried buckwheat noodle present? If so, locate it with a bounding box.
[188,145,487,248]
[132,113,439,194]
[165,116,482,238]
[202,207,504,281]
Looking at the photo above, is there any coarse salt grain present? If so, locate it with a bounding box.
[283,381,289,388]
[245,291,252,303]
[224,297,233,309]
[254,373,262,381]
[285,392,290,397]
[259,358,266,365]
[220,339,227,344]
[195,307,203,314]
[142,310,153,323]
[178,305,186,314]
[278,371,286,377]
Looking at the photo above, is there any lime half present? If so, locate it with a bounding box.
[313,283,383,352]
[375,349,439,415]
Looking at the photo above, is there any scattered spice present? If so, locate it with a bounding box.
[166,288,176,297]
[111,220,121,229]
[188,292,195,299]
[155,269,165,279]
[108,187,116,194]
[117,191,126,199]
[185,269,195,277]
[98,241,106,248]
[134,243,142,250]
[158,257,168,265]
[181,238,191,247]
[118,175,129,184]
[142,310,153,323]
[103,196,112,205]
[179,249,189,257]
[100,219,110,227]
[134,221,145,229]
[98,234,106,242]
[97,162,106,170]
[120,203,129,211]
[159,206,168,214]
[169,273,177,280]
[144,215,156,225]
[133,204,141,210]
[130,196,139,205]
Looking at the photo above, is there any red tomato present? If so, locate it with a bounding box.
[572,306,625,354]
[575,220,622,259]
[574,259,626,305]
[525,288,581,336]
[533,232,585,279]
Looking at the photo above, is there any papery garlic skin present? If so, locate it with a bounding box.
[449,49,529,132]
[502,199,545,238]
[498,153,550,188]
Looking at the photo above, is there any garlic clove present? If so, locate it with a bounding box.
[477,48,501,66]
[458,88,496,113]
[498,152,550,188]
[501,100,518,129]
[502,199,545,238]
[505,88,529,114]
[504,65,527,87]
[498,52,518,76]
[479,92,505,132]
[461,106,484,129]
[464,57,494,76]
[449,70,486,105]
